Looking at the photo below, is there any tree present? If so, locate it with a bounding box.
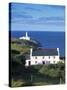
[56,62,65,84]
[15,55,26,65]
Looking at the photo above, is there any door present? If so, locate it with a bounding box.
[42,61,45,64]
[28,61,31,66]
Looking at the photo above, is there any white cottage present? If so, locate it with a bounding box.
[25,48,60,66]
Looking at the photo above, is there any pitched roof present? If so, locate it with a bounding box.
[32,48,58,56]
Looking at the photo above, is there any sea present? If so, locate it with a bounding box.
[11,31,65,57]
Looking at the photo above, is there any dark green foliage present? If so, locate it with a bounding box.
[11,49,20,54]
[15,55,26,65]
[11,63,65,87]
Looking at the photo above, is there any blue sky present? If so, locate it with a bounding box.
[10,3,65,32]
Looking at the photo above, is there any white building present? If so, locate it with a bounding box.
[25,48,60,66]
[19,32,30,40]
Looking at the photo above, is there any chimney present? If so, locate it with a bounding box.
[30,48,33,58]
[57,48,60,56]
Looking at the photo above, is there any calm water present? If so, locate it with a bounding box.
[11,31,65,57]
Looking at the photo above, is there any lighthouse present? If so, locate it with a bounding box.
[26,32,28,37]
[19,32,30,40]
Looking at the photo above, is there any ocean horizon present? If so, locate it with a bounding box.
[10,31,65,57]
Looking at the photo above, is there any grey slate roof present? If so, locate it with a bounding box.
[32,48,58,56]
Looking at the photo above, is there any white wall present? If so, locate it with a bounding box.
[25,55,60,66]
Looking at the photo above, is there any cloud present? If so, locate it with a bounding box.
[13,14,33,19]
[10,3,65,27]
[11,16,64,27]
[11,11,33,19]
[26,16,64,26]
[24,7,41,11]
[38,16,64,21]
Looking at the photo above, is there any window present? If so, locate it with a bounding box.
[43,56,45,59]
[53,61,55,64]
[48,61,50,64]
[35,61,37,63]
[35,56,37,59]
[53,56,55,59]
[28,61,31,66]
[49,56,50,59]
[46,61,50,64]
[42,61,45,64]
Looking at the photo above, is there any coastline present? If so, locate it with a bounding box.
[10,31,65,57]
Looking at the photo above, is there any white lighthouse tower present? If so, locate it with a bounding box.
[19,32,30,40]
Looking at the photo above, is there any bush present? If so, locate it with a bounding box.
[39,65,49,75]
[11,79,25,87]
[11,50,20,54]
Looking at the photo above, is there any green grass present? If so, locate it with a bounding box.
[11,43,30,54]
